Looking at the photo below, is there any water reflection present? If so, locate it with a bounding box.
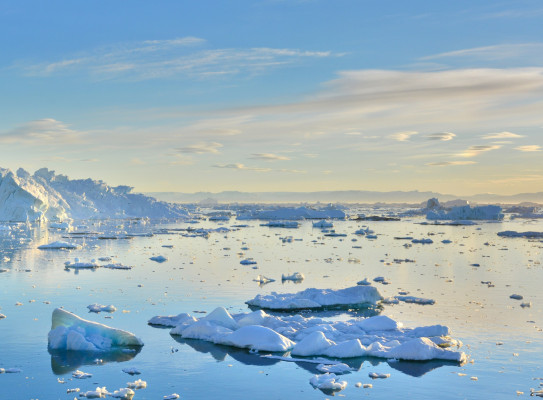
[170,335,455,378]
[48,348,141,375]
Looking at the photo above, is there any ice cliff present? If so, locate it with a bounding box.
[0,167,188,222]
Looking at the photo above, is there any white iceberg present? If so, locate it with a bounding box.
[427,204,503,221]
[0,167,189,222]
[246,286,383,310]
[151,307,466,362]
[48,308,144,351]
[87,304,117,313]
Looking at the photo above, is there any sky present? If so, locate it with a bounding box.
[1,0,542,196]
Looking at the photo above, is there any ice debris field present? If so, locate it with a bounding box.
[0,170,542,399]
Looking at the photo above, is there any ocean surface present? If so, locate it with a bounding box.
[0,213,541,399]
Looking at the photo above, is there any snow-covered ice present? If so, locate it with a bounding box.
[309,373,347,391]
[246,285,383,310]
[38,240,80,250]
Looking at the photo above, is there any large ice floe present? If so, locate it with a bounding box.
[246,286,383,311]
[48,308,144,351]
[0,167,188,222]
[150,306,466,363]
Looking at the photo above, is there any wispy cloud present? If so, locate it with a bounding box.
[213,163,271,172]
[456,145,502,158]
[420,43,543,61]
[0,118,85,144]
[389,131,418,142]
[426,132,456,141]
[426,161,477,166]
[22,37,335,81]
[176,142,223,154]
[482,131,524,139]
[515,145,541,152]
[250,153,291,161]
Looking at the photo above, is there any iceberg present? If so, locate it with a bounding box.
[246,286,383,310]
[309,373,347,391]
[427,204,503,221]
[0,167,189,222]
[48,308,144,351]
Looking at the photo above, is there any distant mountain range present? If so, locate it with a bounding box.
[148,190,542,205]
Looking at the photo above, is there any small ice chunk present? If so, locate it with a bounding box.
[150,255,167,263]
[110,388,135,399]
[357,278,371,286]
[309,373,347,391]
[87,304,117,313]
[38,241,80,250]
[316,363,353,374]
[79,387,109,398]
[281,272,304,282]
[127,379,147,389]
[253,275,275,284]
[72,370,92,379]
[240,259,257,265]
[122,368,141,375]
[163,394,180,400]
[369,372,390,379]
[510,294,523,300]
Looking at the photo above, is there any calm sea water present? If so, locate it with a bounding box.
[0,214,541,399]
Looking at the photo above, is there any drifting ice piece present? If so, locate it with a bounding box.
[427,205,503,221]
[48,308,144,351]
[38,241,80,250]
[246,286,383,311]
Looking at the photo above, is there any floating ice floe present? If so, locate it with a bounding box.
[254,275,275,284]
[411,238,433,244]
[497,231,543,239]
[260,220,300,228]
[150,255,168,263]
[127,379,147,389]
[102,263,132,270]
[369,372,390,379]
[65,258,100,269]
[247,286,382,310]
[87,304,117,313]
[316,363,353,374]
[313,220,334,228]
[48,308,144,351]
[383,296,436,305]
[310,373,347,391]
[151,306,466,362]
[357,278,371,286]
[240,258,257,265]
[163,394,180,400]
[72,370,92,379]
[122,367,141,375]
[281,272,305,282]
[79,387,109,398]
[427,204,503,221]
[239,206,345,221]
[38,241,81,250]
[0,368,22,373]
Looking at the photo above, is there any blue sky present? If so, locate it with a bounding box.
[1,0,542,195]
